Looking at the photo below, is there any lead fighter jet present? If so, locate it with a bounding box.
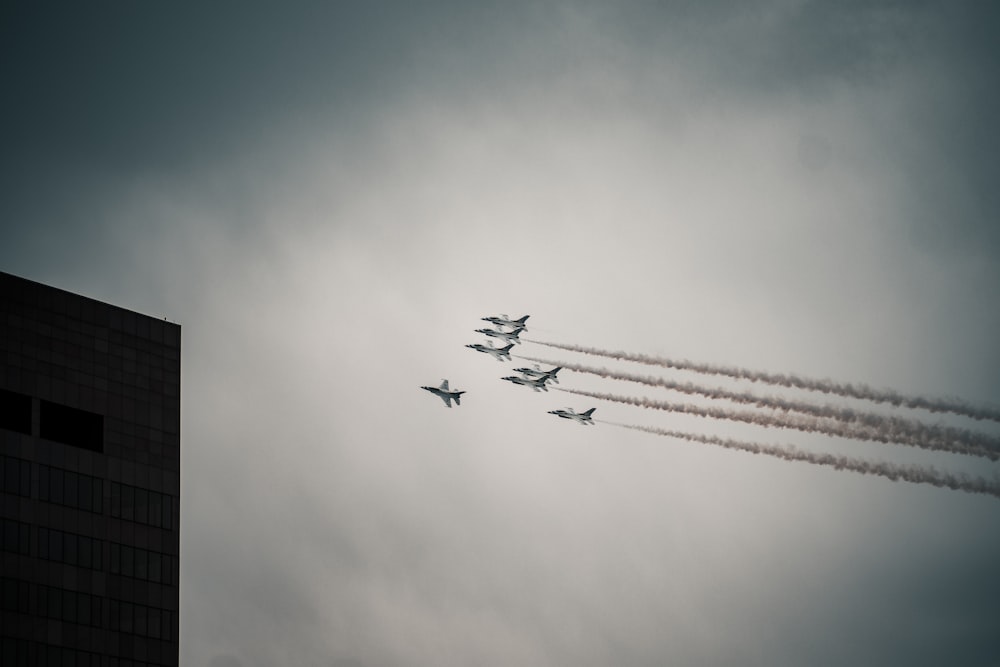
[481,314,529,332]
[513,364,562,385]
[501,375,550,392]
[465,341,514,362]
[474,326,522,345]
[548,407,596,425]
[421,379,466,408]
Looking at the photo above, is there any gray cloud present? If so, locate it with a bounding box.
[3,2,1000,666]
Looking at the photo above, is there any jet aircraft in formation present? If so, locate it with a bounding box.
[481,314,529,332]
[513,364,562,385]
[465,341,514,361]
[421,379,466,408]
[548,407,596,425]
[501,374,550,392]
[430,314,595,424]
[475,326,523,345]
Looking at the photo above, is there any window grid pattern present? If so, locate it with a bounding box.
[36,583,103,628]
[38,464,103,513]
[1,578,30,613]
[110,482,172,530]
[109,599,174,641]
[1,517,31,555]
[0,636,103,667]
[0,455,32,497]
[38,526,103,570]
[4,579,178,649]
[110,542,173,585]
[108,658,173,667]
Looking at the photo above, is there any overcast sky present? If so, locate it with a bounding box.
[3,2,1000,665]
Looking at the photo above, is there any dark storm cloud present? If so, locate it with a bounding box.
[2,2,409,168]
[599,1,1000,257]
[882,4,1000,255]
[0,1,585,286]
[3,1,996,172]
[600,0,915,89]
[0,1,569,172]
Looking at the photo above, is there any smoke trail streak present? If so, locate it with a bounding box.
[515,354,1000,457]
[525,340,1000,423]
[558,387,1000,461]
[604,422,1000,500]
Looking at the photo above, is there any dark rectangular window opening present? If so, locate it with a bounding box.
[0,389,32,435]
[0,455,31,497]
[40,400,104,453]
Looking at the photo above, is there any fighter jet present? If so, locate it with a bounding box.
[481,314,529,332]
[421,379,466,408]
[548,407,596,425]
[501,375,550,392]
[474,327,522,345]
[513,364,562,385]
[465,341,514,362]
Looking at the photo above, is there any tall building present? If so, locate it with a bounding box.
[1,271,180,666]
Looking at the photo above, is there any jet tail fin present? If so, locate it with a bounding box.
[582,408,596,417]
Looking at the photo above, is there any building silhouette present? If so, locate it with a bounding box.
[1,271,180,666]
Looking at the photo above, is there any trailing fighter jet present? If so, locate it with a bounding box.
[513,364,562,385]
[474,327,522,345]
[547,407,596,425]
[501,375,550,392]
[481,314,529,332]
[465,341,514,362]
[421,379,466,408]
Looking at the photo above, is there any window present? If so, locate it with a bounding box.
[149,552,162,583]
[36,584,101,628]
[37,527,102,570]
[135,488,149,524]
[1,517,31,555]
[111,482,172,529]
[110,543,173,585]
[0,637,103,667]
[122,546,134,577]
[1,578,30,613]
[38,465,102,513]
[0,389,32,435]
[122,485,134,521]
[109,599,174,640]
[0,455,31,497]
[39,400,103,453]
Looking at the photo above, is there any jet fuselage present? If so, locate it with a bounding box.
[547,407,596,425]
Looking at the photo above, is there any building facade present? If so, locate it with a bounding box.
[1,271,180,666]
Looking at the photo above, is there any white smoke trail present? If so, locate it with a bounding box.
[526,340,1000,422]
[558,387,1000,461]
[516,354,1000,458]
[604,422,1000,500]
